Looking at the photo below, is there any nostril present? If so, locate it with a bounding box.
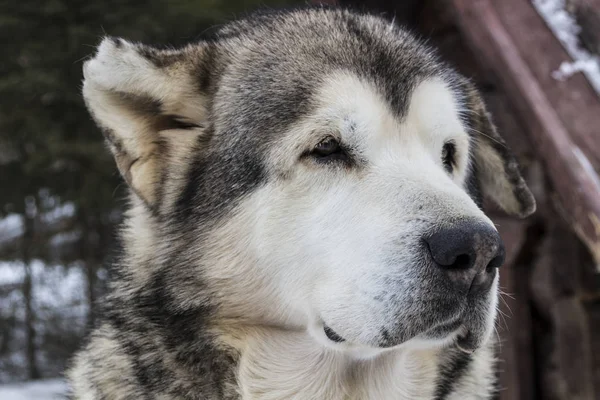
[424,235,474,270]
[486,254,504,272]
[451,253,472,270]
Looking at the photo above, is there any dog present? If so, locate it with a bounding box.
[68,6,536,399]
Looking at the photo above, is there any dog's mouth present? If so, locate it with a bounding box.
[323,325,345,343]
[317,289,494,351]
[321,320,482,355]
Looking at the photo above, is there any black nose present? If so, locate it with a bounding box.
[424,220,504,294]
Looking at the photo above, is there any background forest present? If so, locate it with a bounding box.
[0,0,299,383]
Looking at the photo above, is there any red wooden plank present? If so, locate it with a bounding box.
[452,0,600,268]
[495,219,534,400]
[494,0,600,168]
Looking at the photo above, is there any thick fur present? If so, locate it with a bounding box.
[68,7,535,400]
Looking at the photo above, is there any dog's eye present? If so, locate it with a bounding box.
[314,137,341,156]
[308,137,347,163]
[442,141,456,173]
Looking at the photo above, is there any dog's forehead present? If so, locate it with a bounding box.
[406,79,467,141]
[213,9,449,139]
[314,73,465,142]
[209,9,472,184]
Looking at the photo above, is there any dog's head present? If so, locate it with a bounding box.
[83,8,535,355]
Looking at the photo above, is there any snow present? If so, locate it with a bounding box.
[0,214,24,244]
[49,230,81,247]
[0,201,77,250]
[0,261,25,286]
[40,202,75,225]
[553,59,599,80]
[532,0,600,94]
[0,379,68,399]
[0,260,89,333]
[0,261,88,311]
[33,262,89,316]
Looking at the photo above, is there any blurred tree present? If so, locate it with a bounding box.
[0,0,299,382]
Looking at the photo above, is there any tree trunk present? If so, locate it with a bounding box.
[22,200,40,380]
[80,210,97,329]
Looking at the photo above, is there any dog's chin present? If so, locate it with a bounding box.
[310,309,494,357]
[308,319,392,360]
[404,321,485,354]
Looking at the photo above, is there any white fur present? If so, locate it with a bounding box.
[200,72,499,398]
[83,38,208,123]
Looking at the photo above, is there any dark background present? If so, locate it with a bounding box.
[0,0,301,383]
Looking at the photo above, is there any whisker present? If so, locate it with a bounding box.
[467,127,506,148]
[498,289,515,300]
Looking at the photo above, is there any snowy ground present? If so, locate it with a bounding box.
[0,379,68,399]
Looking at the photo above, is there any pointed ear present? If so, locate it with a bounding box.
[82,37,211,209]
[463,82,536,218]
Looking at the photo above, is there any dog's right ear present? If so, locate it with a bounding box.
[460,81,536,218]
[82,37,212,209]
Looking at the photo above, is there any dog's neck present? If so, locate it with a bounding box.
[218,325,495,400]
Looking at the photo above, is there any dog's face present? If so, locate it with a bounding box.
[83,9,535,355]
[254,74,505,354]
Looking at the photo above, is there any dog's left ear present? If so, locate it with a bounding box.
[463,83,536,218]
[82,37,213,209]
